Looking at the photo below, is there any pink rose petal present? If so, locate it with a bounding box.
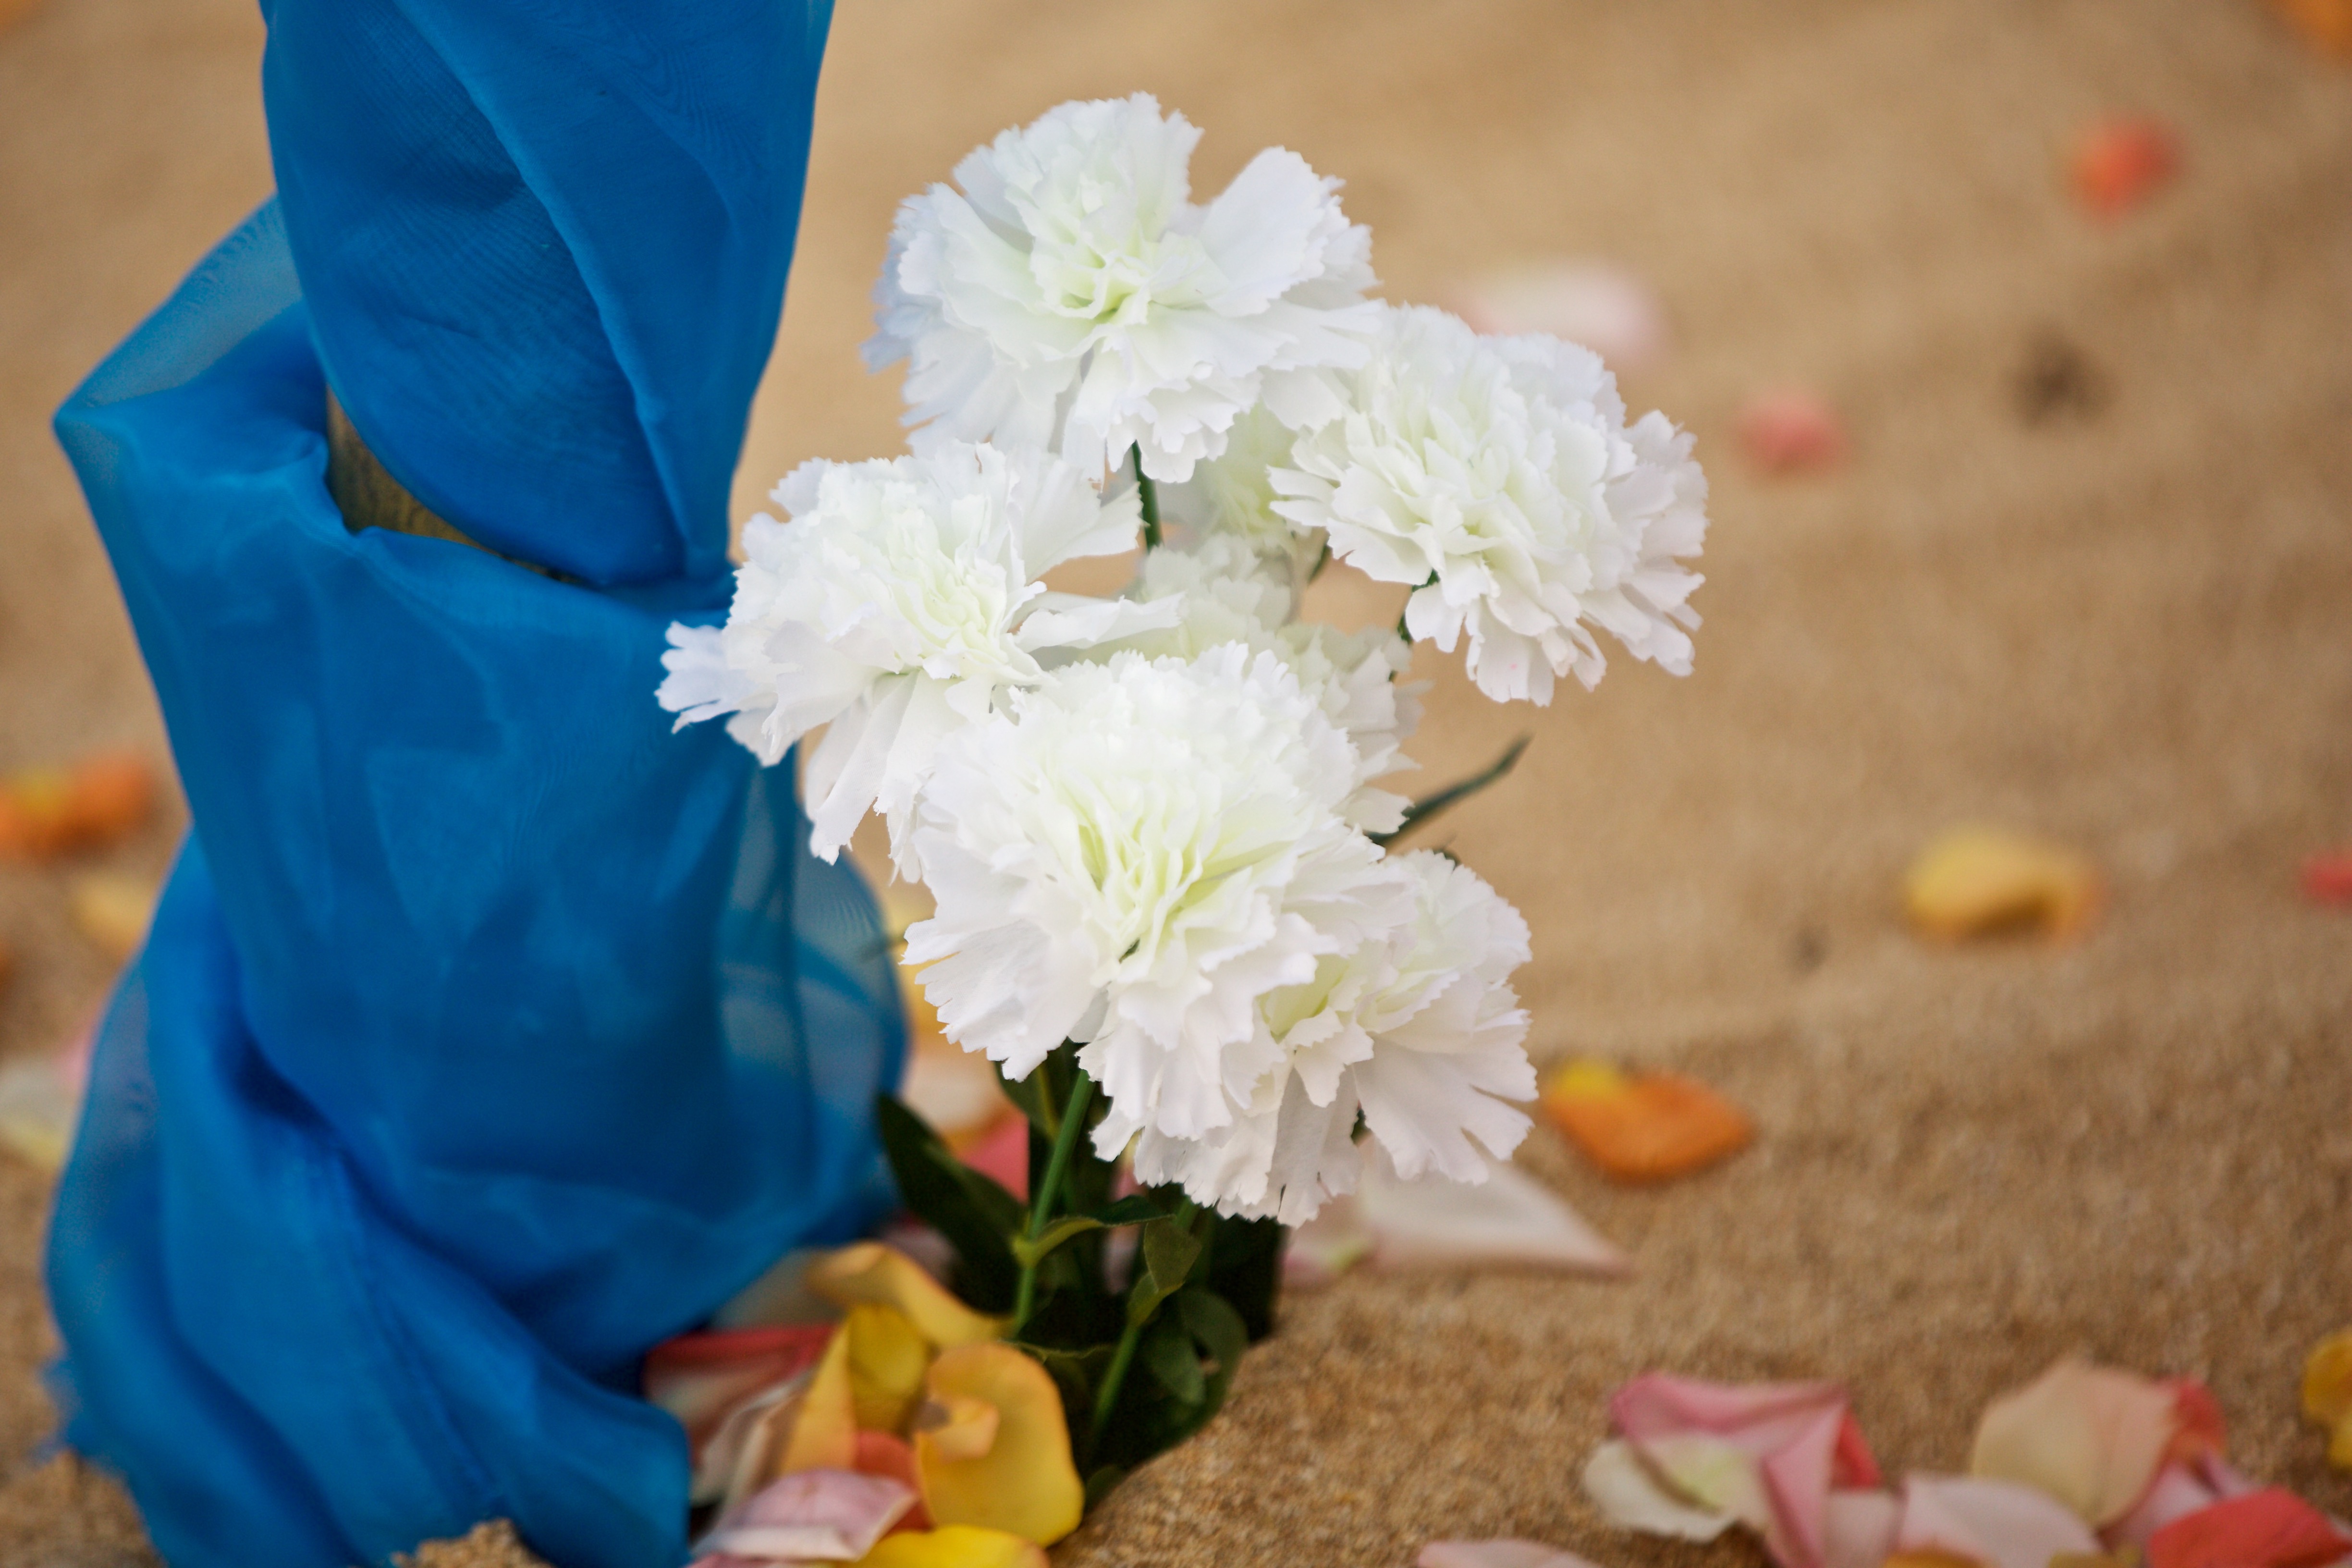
[1453,260,1672,375]
[2107,1455,2267,1556]
[1736,391,1847,474]
[1897,1474,2101,1568]
[959,1113,1029,1199]
[696,1468,917,1564]
[1360,1155,1628,1275]
[1824,1489,1901,1568]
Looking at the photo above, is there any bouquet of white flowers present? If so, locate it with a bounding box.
[659,92,1708,1525]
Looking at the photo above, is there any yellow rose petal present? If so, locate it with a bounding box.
[775,1323,857,1476]
[2303,1328,2352,1470]
[1903,826,2102,942]
[847,1303,935,1436]
[855,1524,1048,1568]
[913,1344,1082,1546]
[808,1243,1004,1349]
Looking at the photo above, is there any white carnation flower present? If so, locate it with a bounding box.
[901,647,1412,1148]
[1273,304,1708,705]
[1126,849,1534,1225]
[656,442,1168,863]
[1098,534,1419,832]
[867,93,1380,485]
[1156,403,1325,581]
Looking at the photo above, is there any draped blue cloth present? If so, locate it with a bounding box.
[46,6,898,1565]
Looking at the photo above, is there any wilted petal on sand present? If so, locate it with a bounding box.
[1969,1358,2181,1526]
[1453,260,1671,375]
[69,870,160,962]
[0,1022,93,1174]
[1896,1474,2101,1568]
[913,1344,1083,1546]
[807,1243,1005,1348]
[1541,1059,1752,1183]
[1580,1438,1738,1542]
[2303,855,2352,907]
[1903,827,2102,942]
[694,1468,916,1564]
[1420,1539,1609,1568]
[1356,1152,1627,1275]
[1605,1375,1881,1568]
[2070,119,2180,220]
[853,1525,1050,1568]
[2145,1489,2350,1568]
[1735,391,1846,474]
[2302,1329,2352,1469]
[0,751,159,861]
[2269,0,2352,60]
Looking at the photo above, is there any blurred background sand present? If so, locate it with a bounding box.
[1,0,2348,1563]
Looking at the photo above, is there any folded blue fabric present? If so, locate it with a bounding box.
[46,4,893,1563]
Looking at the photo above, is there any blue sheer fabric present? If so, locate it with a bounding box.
[46,5,896,1565]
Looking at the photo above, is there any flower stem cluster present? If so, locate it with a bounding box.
[659,91,1712,1498]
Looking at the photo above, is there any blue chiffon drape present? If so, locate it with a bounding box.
[45,5,895,1566]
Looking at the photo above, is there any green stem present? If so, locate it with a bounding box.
[1091,1198,1198,1437]
[1131,444,1162,551]
[1013,1068,1095,1328]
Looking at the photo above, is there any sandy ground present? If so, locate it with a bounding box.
[2,0,2350,1563]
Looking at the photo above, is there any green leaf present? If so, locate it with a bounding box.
[1372,734,1531,847]
[1201,1213,1285,1342]
[1125,1214,1204,1329]
[1088,1194,1169,1227]
[1008,1213,1103,1270]
[873,1094,1020,1310]
[1140,1315,1206,1404]
[1083,1465,1130,1512]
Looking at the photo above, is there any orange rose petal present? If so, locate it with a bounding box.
[913,1344,1082,1546]
[1903,827,2102,943]
[2301,853,2352,907]
[1542,1059,1752,1183]
[0,752,158,862]
[854,1430,934,1531]
[2071,119,2180,220]
[2268,0,2352,60]
[2302,1329,2352,1469]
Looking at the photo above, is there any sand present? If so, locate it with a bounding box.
[1,0,2349,1563]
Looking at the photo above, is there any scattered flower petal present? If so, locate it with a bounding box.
[1355,1151,1627,1275]
[1903,826,2102,942]
[694,1468,916,1564]
[806,1243,1004,1349]
[0,751,159,861]
[1454,260,1672,375]
[956,1115,1029,1200]
[1419,1539,1607,1568]
[0,1024,91,1174]
[1969,1358,2181,1526]
[2105,1452,2262,1554]
[1735,391,1846,475]
[2301,1330,2352,1470]
[1279,1190,1374,1287]
[67,870,160,963]
[1580,1437,1738,1542]
[1824,1489,1902,1568]
[1540,1059,1752,1183]
[2269,0,2352,59]
[845,1304,935,1435]
[852,1524,1049,1568]
[2301,854,2352,907]
[1895,1474,2102,1568]
[778,1325,861,1477]
[1605,1375,1881,1568]
[912,1344,1084,1546]
[645,1323,835,1459]
[853,1431,933,1530]
[2071,119,2181,220]
[2145,1489,2349,1568]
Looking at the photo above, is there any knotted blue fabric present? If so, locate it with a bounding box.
[46,5,898,1566]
